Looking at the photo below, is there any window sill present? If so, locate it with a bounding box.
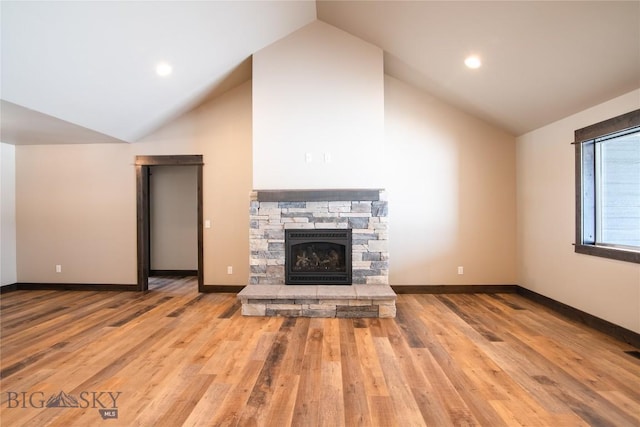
[575,244,640,264]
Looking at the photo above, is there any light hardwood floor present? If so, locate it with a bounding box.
[1,277,639,426]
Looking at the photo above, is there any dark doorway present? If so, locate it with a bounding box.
[136,155,204,292]
[149,165,198,277]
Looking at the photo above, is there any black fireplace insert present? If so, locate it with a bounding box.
[285,229,352,285]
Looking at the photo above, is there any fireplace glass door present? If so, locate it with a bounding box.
[285,229,352,285]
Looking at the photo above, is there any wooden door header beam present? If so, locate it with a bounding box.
[135,155,203,166]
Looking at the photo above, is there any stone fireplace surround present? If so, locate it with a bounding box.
[237,189,396,318]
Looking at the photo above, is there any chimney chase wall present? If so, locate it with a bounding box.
[252,20,385,190]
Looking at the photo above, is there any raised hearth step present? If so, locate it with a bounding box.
[237,284,396,300]
[237,284,396,318]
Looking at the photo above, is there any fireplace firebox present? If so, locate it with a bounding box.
[285,229,352,285]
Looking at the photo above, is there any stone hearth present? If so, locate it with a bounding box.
[238,284,396,318]
[238,189,396,318]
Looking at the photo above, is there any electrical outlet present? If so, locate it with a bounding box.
[56,265,62,273]
[227,266,233,275]
[457,266,464,275]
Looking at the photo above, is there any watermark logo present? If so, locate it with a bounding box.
[5,390,121,419]
[46,391,79,407]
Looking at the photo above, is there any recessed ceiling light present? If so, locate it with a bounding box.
[464,55,482,69]
[156,62,173,77]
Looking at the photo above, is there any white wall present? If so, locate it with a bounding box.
[385,76,517,285]
[517,89,640,333]
[1,142,18,286]
[252,20,384,189]
[150,165,198,271]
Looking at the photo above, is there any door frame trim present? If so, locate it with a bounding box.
[135,155,204,292]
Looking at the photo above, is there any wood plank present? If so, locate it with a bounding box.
[238,318,293,426]
[264,373,300,426]
[368,395,399,427]
[291,320,324,425]
[339,319,373,427]
[372,335,427,426]
[352,325,390,398]
[318,319,345,426]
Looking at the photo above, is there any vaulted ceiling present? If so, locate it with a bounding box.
[1,1,638,145]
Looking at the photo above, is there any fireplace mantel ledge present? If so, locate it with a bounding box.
[237,284,396,318]
[253,189,384,202]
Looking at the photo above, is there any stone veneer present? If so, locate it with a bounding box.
[238,284,396,318]
[239,189,395,318]
[248,189,389,285]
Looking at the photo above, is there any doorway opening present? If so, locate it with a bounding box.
[136,155,204,292]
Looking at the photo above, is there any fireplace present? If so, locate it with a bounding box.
[248,189,389,286]
[241,189,396,318]
[285,229,352,285]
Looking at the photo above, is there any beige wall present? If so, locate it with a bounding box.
[12,70,518,288]
[16,143,136,284]
[15,81,252,286]
[150,165,198,271]
[253,20,385,189]
[252,20,517,285]
[517,89,640,333]
[13,75,519,288]
[1,142,17,286]
[385,76,517,285]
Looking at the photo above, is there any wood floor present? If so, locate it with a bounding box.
[1,277,639,426]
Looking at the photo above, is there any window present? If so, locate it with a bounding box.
[575,109,640,263]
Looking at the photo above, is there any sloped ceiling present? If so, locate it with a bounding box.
[318,0,640,135]
[1,1,639,145]
[0,1,316,144]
